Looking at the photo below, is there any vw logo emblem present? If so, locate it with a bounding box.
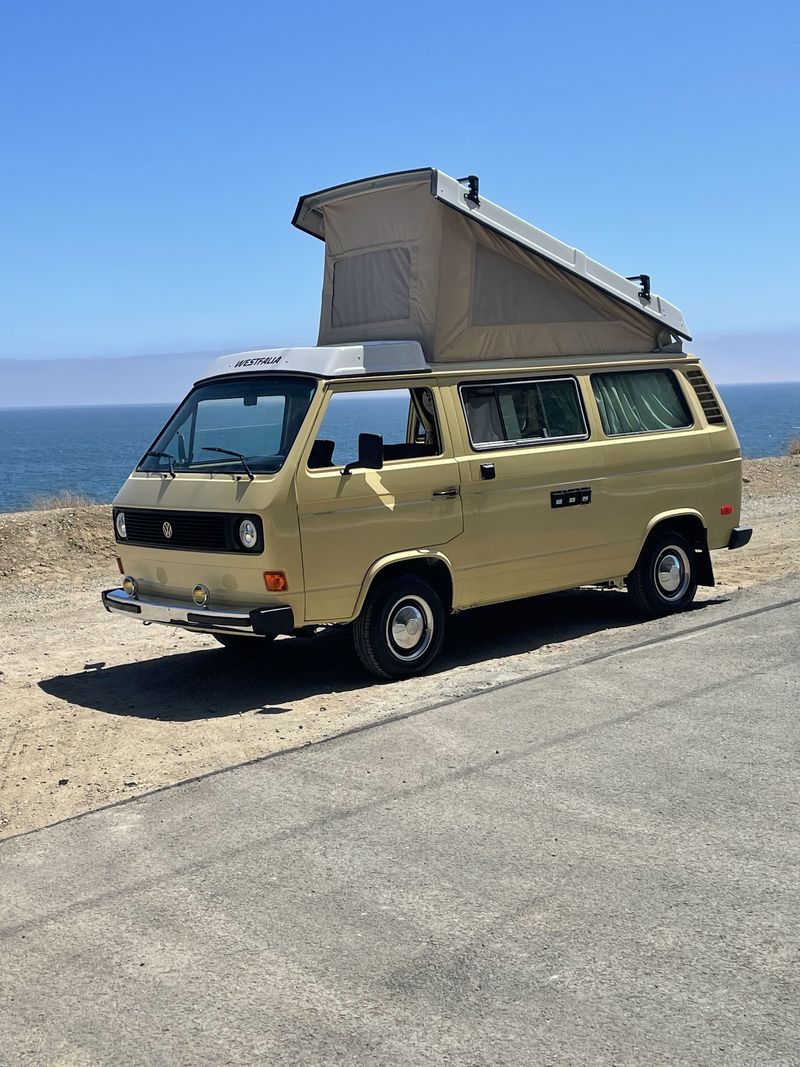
[162,521,173,539]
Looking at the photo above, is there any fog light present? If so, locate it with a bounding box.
[192,584,209,607]
[115,511,127,539]
[122,575,138,598]
[238,518,258,550]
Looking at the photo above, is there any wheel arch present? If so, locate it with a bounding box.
[639,509,715,587]
[352,550,455,618]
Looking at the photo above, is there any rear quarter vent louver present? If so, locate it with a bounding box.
[686,369,726,425]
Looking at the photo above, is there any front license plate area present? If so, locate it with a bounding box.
[146,603,180,623]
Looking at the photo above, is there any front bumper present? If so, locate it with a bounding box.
[101,588,294,637]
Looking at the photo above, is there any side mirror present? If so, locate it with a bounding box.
[342,433,384,475]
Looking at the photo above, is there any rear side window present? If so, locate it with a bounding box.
[461,378,588,449]
[592,369,692,436]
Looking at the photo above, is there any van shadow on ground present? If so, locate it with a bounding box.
[39,589,723,723]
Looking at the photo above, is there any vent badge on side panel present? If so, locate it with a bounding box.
[551,487,592,508]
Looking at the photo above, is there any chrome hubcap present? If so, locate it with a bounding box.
[654,546,690,600]
[386,596,434,661]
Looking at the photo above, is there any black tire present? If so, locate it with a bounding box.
[353,575,446,680]
[627,530,699,617]
[213,633,275,650]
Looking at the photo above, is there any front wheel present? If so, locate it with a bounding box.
[353,575,446,680]
[627,530,699,617]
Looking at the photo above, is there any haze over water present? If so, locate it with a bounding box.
[0,383,797,513]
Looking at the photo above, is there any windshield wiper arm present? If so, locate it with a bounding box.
[202,447,255,481]
[144,449,176,477]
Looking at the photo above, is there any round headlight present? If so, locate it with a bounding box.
[115,511,127,539]
[122,575,138,598]
[192,584,209,607]
[238,518,258,550]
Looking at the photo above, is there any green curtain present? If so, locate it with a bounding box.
[592,371,691,435]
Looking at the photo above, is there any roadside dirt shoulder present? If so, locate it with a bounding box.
[1,457,797,839]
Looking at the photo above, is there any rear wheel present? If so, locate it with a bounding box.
[627,530,699,616]
[353,575,446,680]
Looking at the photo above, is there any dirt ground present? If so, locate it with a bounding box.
[1,456,798,840]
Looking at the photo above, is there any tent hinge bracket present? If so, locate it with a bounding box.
[458,174,480,207]
[626,274,651,303]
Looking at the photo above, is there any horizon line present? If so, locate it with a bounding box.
[2,379,800,411]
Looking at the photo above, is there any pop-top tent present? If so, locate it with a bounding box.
[293,168,690,364]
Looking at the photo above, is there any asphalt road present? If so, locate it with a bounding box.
[2,577,799,1066]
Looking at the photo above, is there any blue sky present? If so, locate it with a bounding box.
[1,0,798,371]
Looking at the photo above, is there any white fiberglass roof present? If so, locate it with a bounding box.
[202,341,430,382]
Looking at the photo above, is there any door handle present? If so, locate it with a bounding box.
[432,487,460,498]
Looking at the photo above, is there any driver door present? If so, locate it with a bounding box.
[295,382,463,622]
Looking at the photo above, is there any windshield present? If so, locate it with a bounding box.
[138,375,317,476]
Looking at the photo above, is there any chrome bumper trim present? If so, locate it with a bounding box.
[101,588,294,636]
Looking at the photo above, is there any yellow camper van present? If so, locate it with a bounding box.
[103,169,751,678]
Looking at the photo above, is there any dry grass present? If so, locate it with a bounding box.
[30,490,96,510]
[788,437,800,457]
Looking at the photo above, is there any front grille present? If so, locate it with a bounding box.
[115,508,261,553]
[686,369,726,425]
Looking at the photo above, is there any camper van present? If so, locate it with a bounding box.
[102,169,751,678]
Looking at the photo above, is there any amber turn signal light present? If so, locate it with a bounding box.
[116,556,124,574]
[263,571,288,592]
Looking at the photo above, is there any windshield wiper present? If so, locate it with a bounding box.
[144,449,176,477]
[202,447,255,481]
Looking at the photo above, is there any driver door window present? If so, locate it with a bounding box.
[308,387,441,469]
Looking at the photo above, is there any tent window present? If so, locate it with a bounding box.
[461,377,588,450]
[471,244,611,326]
[331,247,411,328]
[592,369,692,436]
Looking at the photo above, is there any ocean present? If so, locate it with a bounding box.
[0,382,798,513]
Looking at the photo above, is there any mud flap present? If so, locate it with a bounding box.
[696,545,715,587]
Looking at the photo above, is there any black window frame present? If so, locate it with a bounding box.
[590,367,694,439]
[458,375,590,452]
